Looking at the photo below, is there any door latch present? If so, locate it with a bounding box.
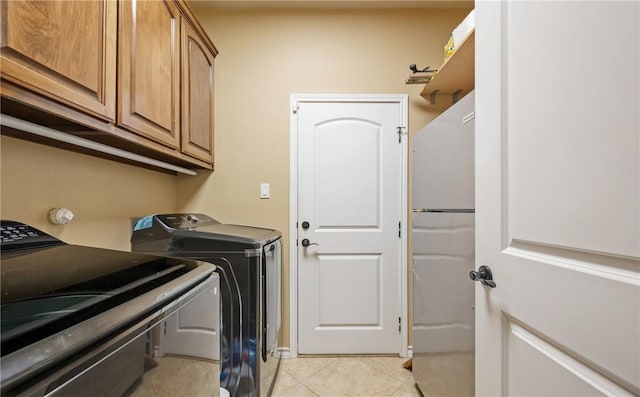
[301,238,318,247]
[469,265,496,288]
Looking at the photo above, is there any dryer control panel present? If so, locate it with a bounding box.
[0,221,64,251]
[156,213,219,229]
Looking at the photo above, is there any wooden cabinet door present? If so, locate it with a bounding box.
[118,0,180,149]
[0,1,116,120]
[181,17,215,163]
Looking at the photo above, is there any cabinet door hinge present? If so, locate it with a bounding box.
[398,221,401,238]
[398,317,401,333]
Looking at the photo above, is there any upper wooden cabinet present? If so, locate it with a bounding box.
[0,0,116,121]
[181,15,216,163]
[118,0,181,150]
[0,0,217,171]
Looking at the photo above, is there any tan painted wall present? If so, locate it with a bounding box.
[177,7,471,349]
[0,136,177,250]
[0,6,470,351]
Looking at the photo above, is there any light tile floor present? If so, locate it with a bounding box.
[271,356,422,397]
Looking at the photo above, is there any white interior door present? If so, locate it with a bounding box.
[476,1,640,395]
[161,275,220,361]
[294,95,406,354]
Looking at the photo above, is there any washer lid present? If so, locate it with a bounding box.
[1,244,206,357]
[192,223,281,244]
[143,214,281,245]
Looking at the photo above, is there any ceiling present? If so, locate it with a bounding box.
[187,0,474,11]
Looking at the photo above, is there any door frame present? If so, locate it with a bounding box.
[288,93,409,358]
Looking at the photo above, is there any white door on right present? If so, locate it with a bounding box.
[475,1,639,396]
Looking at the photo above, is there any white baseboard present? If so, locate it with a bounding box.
[277,347,295,359]
[278,346,410,359]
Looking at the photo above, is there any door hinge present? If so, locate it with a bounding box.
[398,221,401,238]
[396,126,406,143]
[398,317,401,333]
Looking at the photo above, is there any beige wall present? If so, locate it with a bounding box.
[0,6,470,351]
[0,136,177,250]
[177,7,471,348]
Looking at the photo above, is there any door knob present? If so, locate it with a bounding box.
[469,265,496,288]
[301,238,318,247]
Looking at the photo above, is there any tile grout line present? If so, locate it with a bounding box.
[283,357,340,383]
[301,382,321,397]
[277,356,417,397]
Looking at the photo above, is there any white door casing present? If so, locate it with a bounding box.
[476,1,639,396]
[289,94,408,356]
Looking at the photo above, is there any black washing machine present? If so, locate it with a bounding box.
[131,213,282,397]
[1,220,220,397]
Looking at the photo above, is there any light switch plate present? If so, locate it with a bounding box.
[260,183,270,199]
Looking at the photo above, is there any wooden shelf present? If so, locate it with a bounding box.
[420,29,475,105]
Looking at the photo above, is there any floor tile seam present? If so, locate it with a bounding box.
[299,362,374,397]
[299,380,324,397]
[301,366,405,397]
[388,376,411,396]
[272,379,312,397]
[285,357,341,382]
[300,382,321,397]
[352,356,410,383]
[281,368,306,383]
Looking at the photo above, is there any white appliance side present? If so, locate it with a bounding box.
[412,91,475,210]
[412,212,475,353]
[411,91,476,396]
[412,212,476,397]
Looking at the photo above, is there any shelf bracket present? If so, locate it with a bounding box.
[452,89,463,104]
[429,90,439,105]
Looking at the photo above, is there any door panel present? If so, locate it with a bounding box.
[296,97,406,354]
[476,1,639,395]
[181,17,215,163]
[316,120,381,228]
[505,319,631,396]
[504,3,639,258]
[317,254,381,325]
[0,0,116,120]
[118,0,180,149]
